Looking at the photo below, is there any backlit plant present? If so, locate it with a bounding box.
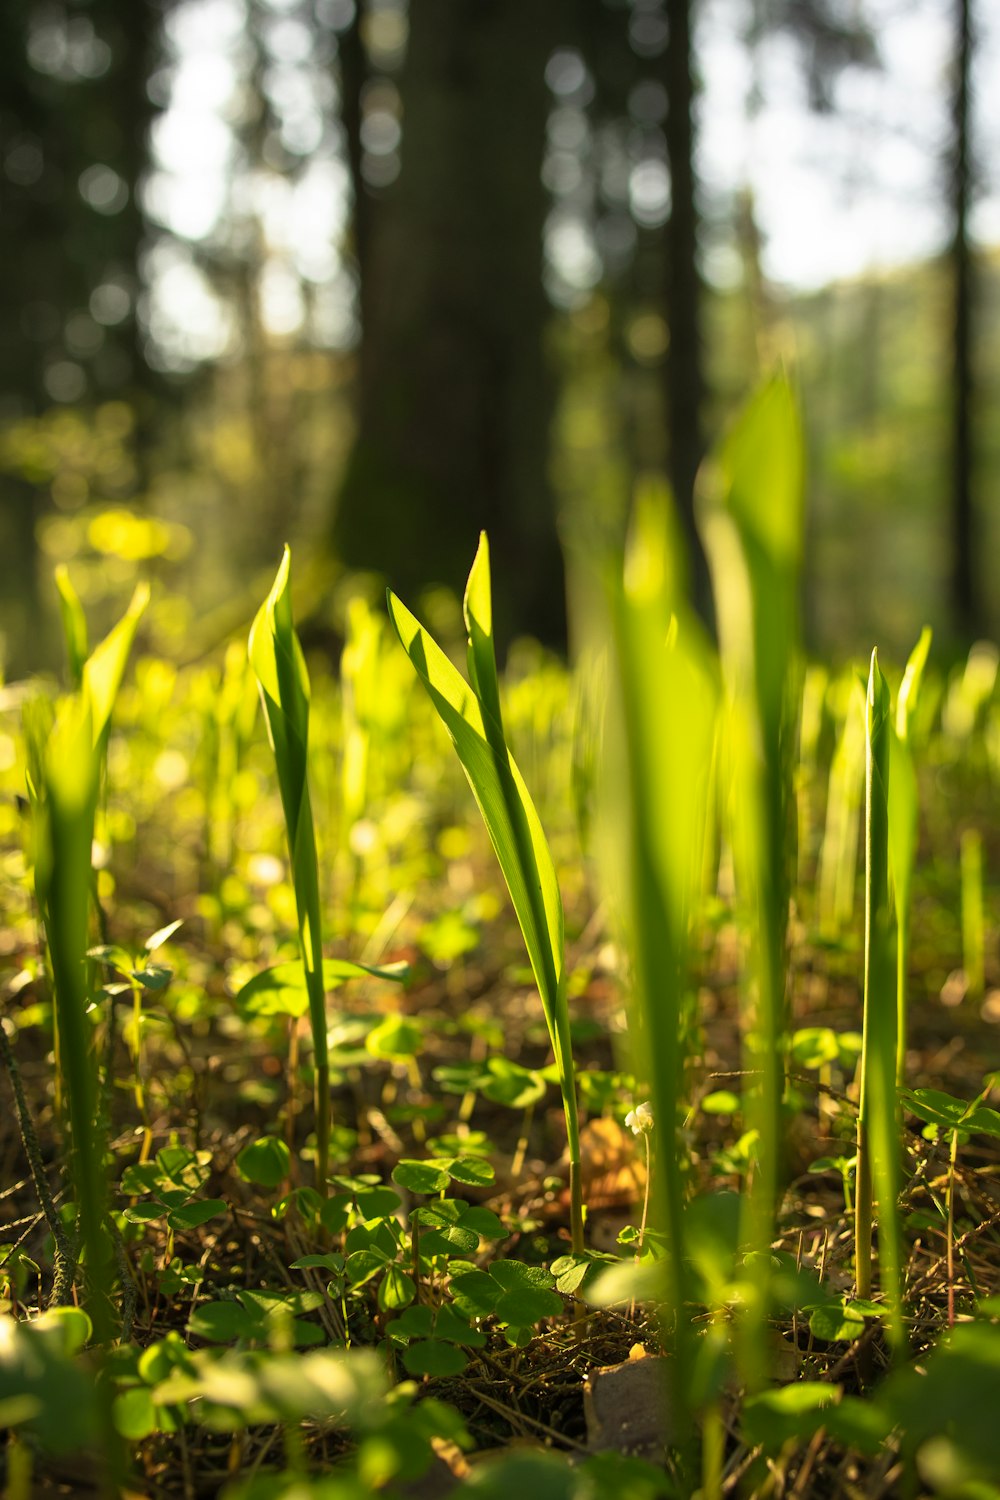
[388,534,585,1252]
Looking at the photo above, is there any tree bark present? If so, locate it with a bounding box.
[333,0,566,649]
[949,0,978,639]
[663,0,711,618]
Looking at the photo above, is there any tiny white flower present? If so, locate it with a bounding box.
[625,1100,654,1136]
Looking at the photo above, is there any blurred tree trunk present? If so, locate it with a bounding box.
[338,2,370,352]
[949,0,978,639]
[0,0,159,666]
[333,0,566,648]
[663,0,711,617]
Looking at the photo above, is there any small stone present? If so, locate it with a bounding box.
[583,1347,672,1456]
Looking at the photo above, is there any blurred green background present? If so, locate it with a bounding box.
[1,0,996,673]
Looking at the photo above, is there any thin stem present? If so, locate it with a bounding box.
[702,1402,724,1500]
[568,1153,584,1256]
[286,1016,300,1164]
[0,1018,76,1306]
[304,957,330,1193]
[5,1433,33,1500]
[638,1132,651,1255]
[946,1128,959,1327]
[855,1131,872,1300]
[896,910,909,1090]
[511,1100,535,1179]
[411,1211,422,1304]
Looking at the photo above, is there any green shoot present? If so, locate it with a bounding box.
[697,376,803,1386]
[388,534,584,1252]
[54,565,89,688]
[34,697,107,1334]
[250,548,332,1190]
[29,573,148,1146]
[81,580,151,753]
[889,625,932,1086]
[603,482,718,1451]
[818,678,866,936]
[960,829,984,1004]
[855,649,903,1350]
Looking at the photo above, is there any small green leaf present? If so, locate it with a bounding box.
[550,1253,606,1296]
[366,1015,423,1060]
[189,1301,258,1343]
[790,1028,840,1069]
[123,1203,164,1225]
[701,1090,740,1115]
[378,1266,416,1311]
[449,1271,501,1319]
[480,1059,547,1110]
[130,963,173,991]
[112,1386,157,1440]
[290,1253,343,1273]
[355,1186,404,1221]
[742,1383,840,1452]
[903,1088,1000,1139]
[402,1340,468,1378]
[236,1136,291,1189]
[424,1222,479,1255]
[489,1261,554,1293]
[493,1287,563,1325]
[445,1156,497,1187]
[457,1206,505,1240]
[808,1302,867,1342]
[166,1199,227,1231]
[121,1163,162,1196]
[319,1194,353,1235]
[144,919,184,953]
[234,958,407,1020]
[345,1248,392,1286]
[389,1305,435,1341]
[33,1306,93,1355]
[392,1160,451,1195]
[87,944,133,971]
[433,1302,480,1345]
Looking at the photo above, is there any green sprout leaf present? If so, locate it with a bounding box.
[236,1136,291,1188]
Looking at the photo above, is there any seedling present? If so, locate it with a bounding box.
[89,918,183,1162]
[855,649,903,1349]
[697,376,804,1386]
[889,625,932,1084]
[388,534,584,1252]
[249,549,407,1189]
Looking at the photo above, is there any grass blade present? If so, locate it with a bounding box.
[856,649,903,1350]
[889,626,931,1085]
[604,482,719,1463]
[250,547,330,1188]
[83,582,150,748]
[35,698,107,1333]
[697,376,803,1388]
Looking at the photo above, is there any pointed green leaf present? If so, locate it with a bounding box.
[896,626,932,743]
[463,532,504,737]
[233,958,407,1020]
[54,565,88,686]
[386,589,564,1037]
[83,581,150,746]
[145,919,184,953]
